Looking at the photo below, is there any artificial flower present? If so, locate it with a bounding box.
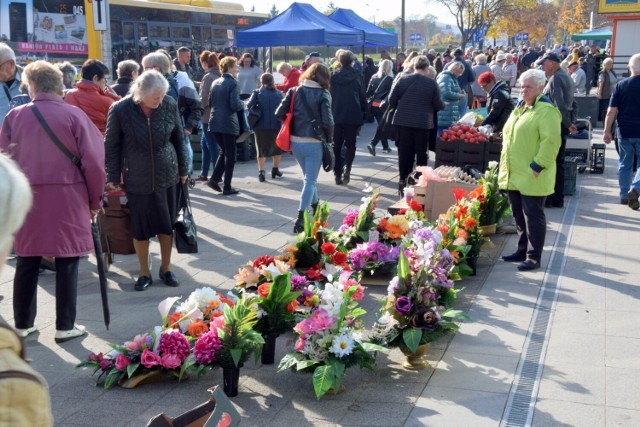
[140,349,162,369]
[161,353,182,369]
[193,330,223,364]
[187,320,209,338]
[257,283,271,298]
[114,354,130,372]
[331,333,355,357]
[395,296,413,316]
[321,242,336,255]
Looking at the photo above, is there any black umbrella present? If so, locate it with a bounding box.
[91,218,110,330]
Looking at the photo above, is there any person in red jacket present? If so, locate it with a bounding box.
[64,59,120,135]
[275,62,300,93]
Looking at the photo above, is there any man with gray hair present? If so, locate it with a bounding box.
[0,43,22,125]
[56,62,77,89]
[603,53,640,208]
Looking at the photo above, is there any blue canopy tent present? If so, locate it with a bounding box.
[236,2,364,47]
[328,8,397,47]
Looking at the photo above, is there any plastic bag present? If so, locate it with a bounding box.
[457,112,478,126]
[415,166,446,186]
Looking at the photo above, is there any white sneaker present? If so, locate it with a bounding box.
[15,326,37,338]
[55,325,87,343]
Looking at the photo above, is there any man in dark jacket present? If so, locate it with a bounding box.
[330,50,367,186]
[112,59,139,97]
[389,55,444,195]
[478,71,515,133]
[520,47,540,70]
[538,52,577,208]
[453,48,475,117]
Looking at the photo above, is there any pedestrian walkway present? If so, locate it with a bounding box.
[1,124,637,426]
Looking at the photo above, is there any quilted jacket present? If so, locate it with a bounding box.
[436,70,461,128]
[105,95,188,195]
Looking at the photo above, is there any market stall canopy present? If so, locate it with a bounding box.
[236,2,364,47]
[328,8,397,47]
[572,27,612,41]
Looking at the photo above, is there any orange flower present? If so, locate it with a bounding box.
[217,294,235,307]
[167,312,183,329]
[258,283,271,298]
[468,190,480,200]
[452,188,467,202]
[203,299,222,317]
[463,217,477,229]
[187,320,209,338]
[458,228,469,240]
[286,300,299,313]
[450,250,461,263]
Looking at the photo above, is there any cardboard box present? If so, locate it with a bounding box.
[422,181,477,221]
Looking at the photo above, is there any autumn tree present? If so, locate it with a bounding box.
[558,0,590,42]
[489,0,559,44]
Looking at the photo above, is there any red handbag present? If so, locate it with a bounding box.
[276,88,297,152]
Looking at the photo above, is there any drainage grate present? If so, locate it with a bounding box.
[500,183,580,427]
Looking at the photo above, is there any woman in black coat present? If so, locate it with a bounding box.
[330,50,367,185]
[105,70,188,291]
[366,59,394,155]
[389,56,444,195]
[478,71,515,133]
[208,57,245,195]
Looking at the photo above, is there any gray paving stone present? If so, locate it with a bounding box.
[532,399,604,427]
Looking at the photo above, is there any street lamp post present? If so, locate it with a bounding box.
[401,0,406,53]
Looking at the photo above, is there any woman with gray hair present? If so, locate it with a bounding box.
[0,60,105,342]
[366,58,394,155]
[436,61,465,133]
[105,70,188,291]
[498,69,562,271]
[471,53,491,106]
[56,61,77,89]
[112,59,139,97]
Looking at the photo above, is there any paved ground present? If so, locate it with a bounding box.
[1,122,638,426]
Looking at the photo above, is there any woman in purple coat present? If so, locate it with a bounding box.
[0,61,105,343]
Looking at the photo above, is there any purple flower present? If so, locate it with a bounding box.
[395,296,413,316]
[290,275,310,291]
[436,249,455,272]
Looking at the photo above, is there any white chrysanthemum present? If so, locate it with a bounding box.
[187,287,220,311]
[321,283,343,305]
[176,299,198,314]
[331,333,355,357]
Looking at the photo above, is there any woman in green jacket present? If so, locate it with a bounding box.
[436,61,465,133]
[498,69,562,271]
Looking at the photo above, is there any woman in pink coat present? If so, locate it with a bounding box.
[0,61,105,343]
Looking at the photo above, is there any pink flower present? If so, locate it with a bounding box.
[209,316,225,332]
[114,354,131,372]
[88,352,102,362]
[351,285,364,302]
[99,358,112,371]
[158,331,191,362]
[140,349,162,369]
[161,353,182,369]
[193,330,223,364]
[294,337,306,352]
[293,318,314,336]
[309,309,336,331]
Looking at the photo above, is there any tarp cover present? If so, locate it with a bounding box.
[236,2,364,47]
[328,8,397,47]
[572,27,612,41]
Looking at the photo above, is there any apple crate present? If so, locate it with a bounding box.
[458,141,484,170]
[435,138,460,168]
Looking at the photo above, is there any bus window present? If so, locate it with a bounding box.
[150,24,170,39]
[172,25,190,40]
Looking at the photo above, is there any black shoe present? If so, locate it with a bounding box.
[134,276,152,291]
[382,146,392,153]
[517,259,540,271]
[293,211,305,234]
[502,252,527,262]
[545,198,564,208]
[259,170,266,182]
[271,168,283,178]
[222,187,240,195]
[207,180,222,192]
[342,172,350,186]
[398,180,406,197]
[335,175,342,185]
[159,268,180,287]
[628,189,639,210]
[367,144,376,156]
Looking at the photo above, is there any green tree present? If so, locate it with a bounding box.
[323,1,337,15]
[270,4,279,18]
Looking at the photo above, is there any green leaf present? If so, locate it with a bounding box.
[361,342,388,353]
[402,328,422,354]
[126,362,140,379]
[398,251,410,279]
[179,354,195,379]
[442,309,471,321]
[350,307,366,319]
[103,369,122,390]
[296,359,317,371]
[313,365,336,399]
[230,348,242,368]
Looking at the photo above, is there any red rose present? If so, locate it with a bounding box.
[321,242,336,255]
[331,251,347,265]
[409,199,423,212]
[258,283,271,298]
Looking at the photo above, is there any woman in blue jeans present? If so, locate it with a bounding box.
[275,63,334,233]
[197,51,220,181]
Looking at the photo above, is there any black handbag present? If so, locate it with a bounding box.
[247,89,261,128]
[379,107,397,141]
[174,183,198,254]
[322,142,335,173]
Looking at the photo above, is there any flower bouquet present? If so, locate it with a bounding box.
[327,188,380,250]
[437,188,482,276]
[278,278,383,399]
[281,202,331,270]
[190,296,265,396]
[472,161,510,227]
[371,226,469,367]
[234,255,291,291]
[377,199,427,243]
[348,241,401,276]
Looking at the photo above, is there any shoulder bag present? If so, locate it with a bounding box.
[298,88,334,173]
[275,88,297,152]
[30,104,82,170]
[247,89,261,129]
[174,183,198,254]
